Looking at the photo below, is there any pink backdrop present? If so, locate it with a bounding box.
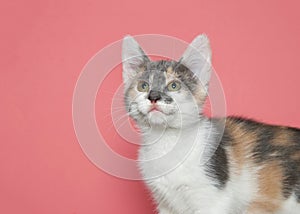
[1,0,300,213]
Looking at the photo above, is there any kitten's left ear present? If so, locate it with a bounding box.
[122,35,150,89]
[180,34,212,89]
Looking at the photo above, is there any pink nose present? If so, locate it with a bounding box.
[148,90,161,103]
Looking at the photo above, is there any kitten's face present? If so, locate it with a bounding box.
[122,35,212,128]
[125,61,205,128]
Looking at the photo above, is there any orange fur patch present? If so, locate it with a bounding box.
[166,66,173,74]
[247,201,280,213]
[249,161,283,213]
[226,119,256,172]
[258,162,283,198]
[271,127,295,146]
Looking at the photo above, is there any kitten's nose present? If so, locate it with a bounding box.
[148,90,161,103]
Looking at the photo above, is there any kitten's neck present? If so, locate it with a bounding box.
[137,117,215,179]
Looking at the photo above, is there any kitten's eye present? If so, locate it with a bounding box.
[167,81,181,91]
[137,81,149,92]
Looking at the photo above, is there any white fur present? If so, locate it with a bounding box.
[277,194,300,214]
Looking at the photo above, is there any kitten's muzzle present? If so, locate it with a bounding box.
[148,90,161,103]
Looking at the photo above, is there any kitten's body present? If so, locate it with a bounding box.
[139,117,300,214]
[122,35,300,213]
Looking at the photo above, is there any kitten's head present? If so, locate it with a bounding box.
[122,35,212,129]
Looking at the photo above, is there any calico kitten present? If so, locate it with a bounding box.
[121,35,300,214]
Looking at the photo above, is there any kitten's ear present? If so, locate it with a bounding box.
[122,35,150,89]
[180,34,212,89]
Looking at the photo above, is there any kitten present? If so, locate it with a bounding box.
[121,34,300,214]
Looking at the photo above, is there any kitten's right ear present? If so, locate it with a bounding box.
[122,35,150,89]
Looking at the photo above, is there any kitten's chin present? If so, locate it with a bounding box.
[147,111,167,126]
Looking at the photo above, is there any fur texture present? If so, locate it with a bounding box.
[122,35,300,214]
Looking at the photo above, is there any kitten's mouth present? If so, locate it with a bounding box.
[149,104,161,113]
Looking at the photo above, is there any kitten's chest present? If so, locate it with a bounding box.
[138,127,206,178]
[138,127,220,213]
[143,158,221,214]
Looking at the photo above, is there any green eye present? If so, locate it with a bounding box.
[167,81,181,91]
[137,81,149,92]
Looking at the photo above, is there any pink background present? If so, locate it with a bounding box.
[1,0,300,213]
